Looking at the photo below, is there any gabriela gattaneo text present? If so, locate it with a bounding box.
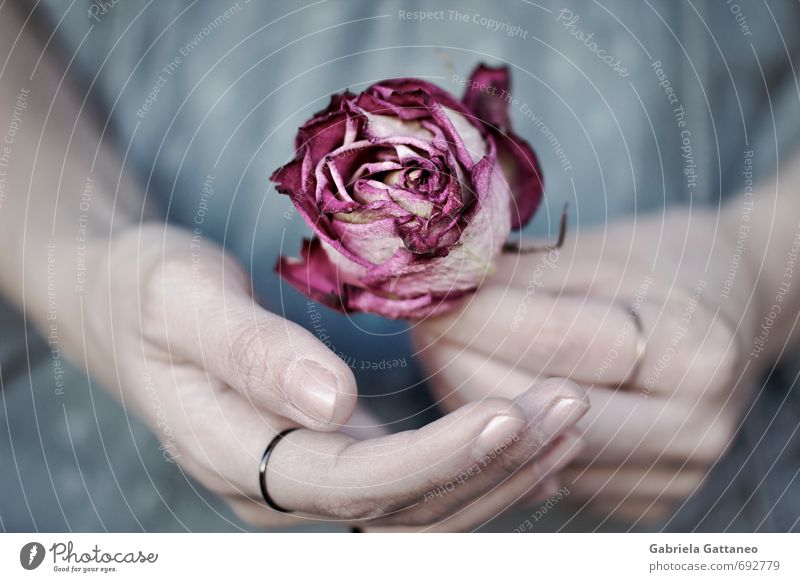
[650,544,758,554]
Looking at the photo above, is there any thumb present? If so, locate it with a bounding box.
[143,240,357,431]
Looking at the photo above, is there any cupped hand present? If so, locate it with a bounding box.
[415,207,758,523]
[81,224,588,530]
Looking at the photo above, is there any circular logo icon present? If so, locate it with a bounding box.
[20,542,46,570]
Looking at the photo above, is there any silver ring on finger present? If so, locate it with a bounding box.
[259,428,299,513]
[620,305,646,389]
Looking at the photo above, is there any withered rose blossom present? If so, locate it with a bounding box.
[271,64,543,319]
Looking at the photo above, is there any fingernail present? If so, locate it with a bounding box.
[473,414,526,458]
[536,398,589,442]
[288,360,339,423]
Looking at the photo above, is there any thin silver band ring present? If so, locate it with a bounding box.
[259,428,299,513]
[622,306,647,389]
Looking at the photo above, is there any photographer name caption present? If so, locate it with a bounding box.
[647,541,788,576]
[2,534,798,579]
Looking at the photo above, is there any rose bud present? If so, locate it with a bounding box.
[271,64,543,319]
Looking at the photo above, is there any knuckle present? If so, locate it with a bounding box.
[144,253,195,305]
[140,253,196,337]
[227,323,282,394]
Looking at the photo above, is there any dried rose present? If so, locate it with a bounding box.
[271,64,543,319]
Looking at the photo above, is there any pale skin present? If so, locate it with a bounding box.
[0,3,588,531]
[416,154,800,524]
